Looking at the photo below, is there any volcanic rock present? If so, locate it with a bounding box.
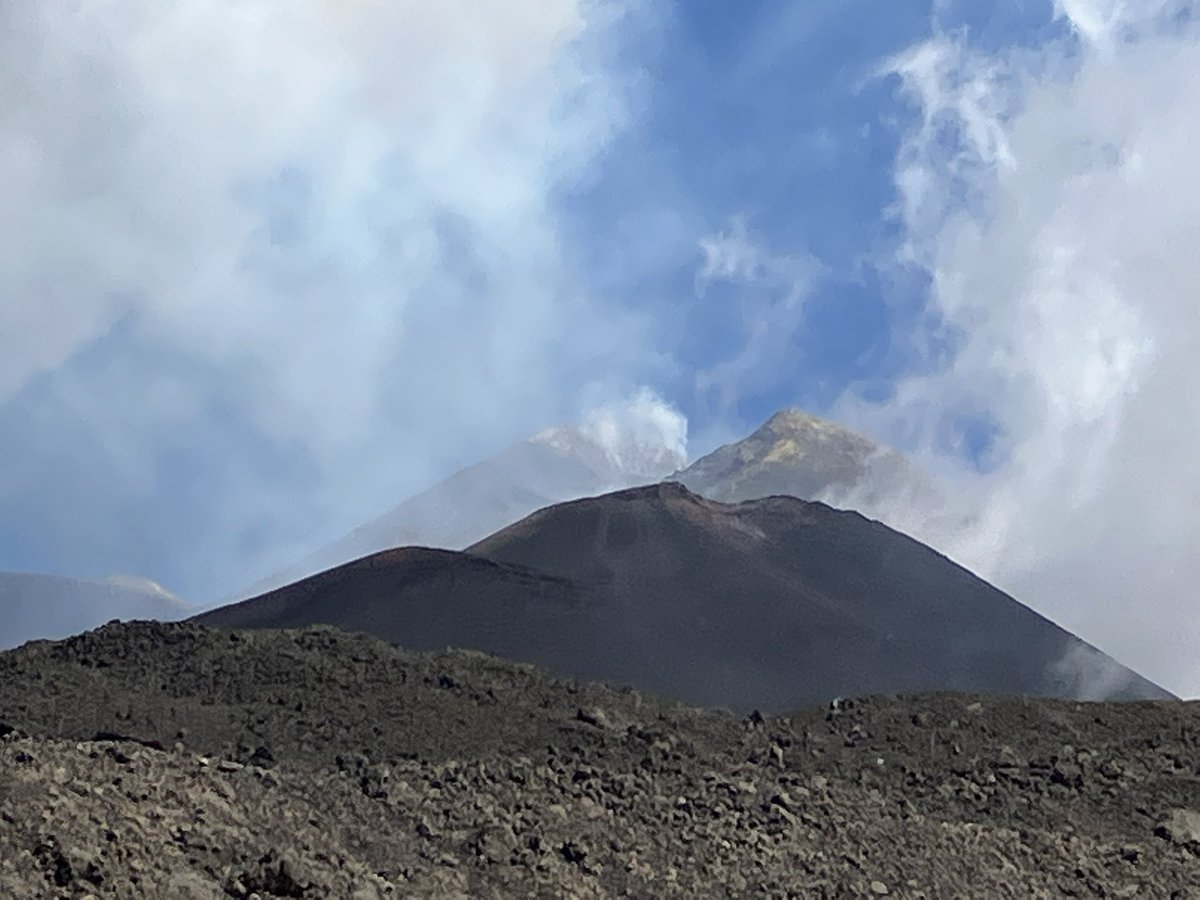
[0,621,1196,897]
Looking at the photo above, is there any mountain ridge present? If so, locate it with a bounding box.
[197,482,1172,710]
[237,423,687,598]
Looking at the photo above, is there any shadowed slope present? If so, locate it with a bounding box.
[469,483,1170,707]
[197,548,604,680]
[198,484,1170,711]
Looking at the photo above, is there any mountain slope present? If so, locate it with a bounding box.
[673,408,934,511]
[470,483,1169,706]
[239,407,924,601]
[240,423,686,596]
[200,547,596,679]
[198,483,1171,711]
[0,572,190,650]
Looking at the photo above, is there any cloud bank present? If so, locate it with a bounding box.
[837,0,1200,696]
[0,1,676,599]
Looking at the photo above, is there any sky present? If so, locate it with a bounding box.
[3,1,1200,696]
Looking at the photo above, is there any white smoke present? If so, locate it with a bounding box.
[837,0,1200,697]
[0,1,662,597]
[579,388,689,478]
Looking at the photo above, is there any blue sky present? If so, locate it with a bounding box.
[566,1,935,429]
[4,1,1200,694]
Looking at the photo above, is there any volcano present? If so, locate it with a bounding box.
[196,483,1170,710]
[237,421,687,597]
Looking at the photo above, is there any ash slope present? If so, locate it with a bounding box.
[198,483,1170,712]
[240,424,685,597]
[470,484,1169,706]
[198,547,595,680]
[0,571,190,651]
[0,622,1197,898]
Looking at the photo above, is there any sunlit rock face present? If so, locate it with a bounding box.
[672,409,934,514]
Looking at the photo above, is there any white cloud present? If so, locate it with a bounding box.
[696,216,771,293]
[694,217,821,413]
[1054,0,1190,50]
[0,0,666,597]
[840,1,1200,696]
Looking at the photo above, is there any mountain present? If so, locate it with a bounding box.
[237,407,928,601]
[0,572,191,650]
[672,408,935,511]
[197,483,1171,711]
[1,621,1196,897]
[239,422,686,597]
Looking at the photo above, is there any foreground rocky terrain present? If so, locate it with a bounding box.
[1,621,1197,897]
